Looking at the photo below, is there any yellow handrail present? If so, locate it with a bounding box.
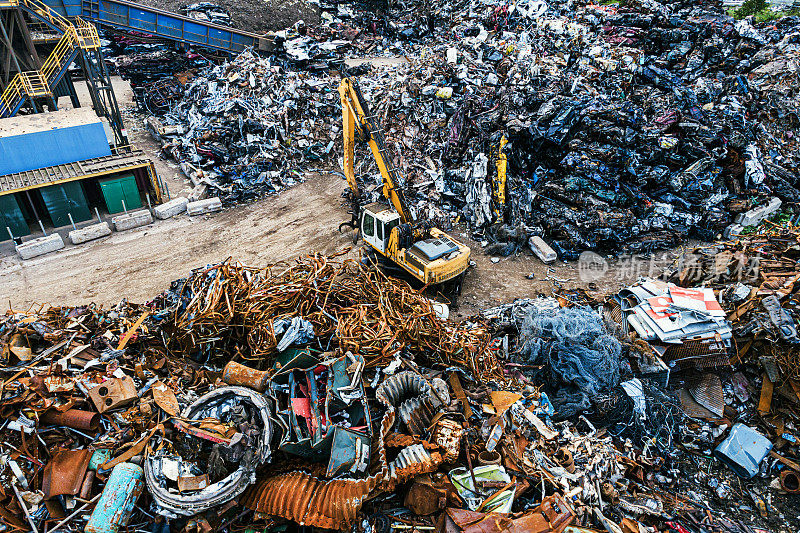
[74,17,100,48]
[41,29,76,82]
[0,75,25,116]
[0,0,100,117]
[17,0,72,33]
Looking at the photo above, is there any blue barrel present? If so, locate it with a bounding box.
[85,463,144,533]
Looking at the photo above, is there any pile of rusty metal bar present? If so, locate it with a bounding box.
[156,254,497,378]
[2,250,799,533]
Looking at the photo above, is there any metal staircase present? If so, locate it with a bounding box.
[0,0,99,118]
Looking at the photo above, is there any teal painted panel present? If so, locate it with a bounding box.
[40,182,92,227]
[0,195,30,241]
[99,174,142,214]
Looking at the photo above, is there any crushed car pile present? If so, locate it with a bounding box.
[138,0,800,259]
[2,228,800,532]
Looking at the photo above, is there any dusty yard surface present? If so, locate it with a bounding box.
[0,165,681,318]
[0,78,685,317]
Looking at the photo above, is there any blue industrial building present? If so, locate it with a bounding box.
[0,108,166,241]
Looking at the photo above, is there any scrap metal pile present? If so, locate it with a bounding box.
[336,0,800,258]
[133,0,800,258]
[151,51,340,203]
[2,247,799,533]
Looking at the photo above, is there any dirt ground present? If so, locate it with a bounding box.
[0,77,686,318]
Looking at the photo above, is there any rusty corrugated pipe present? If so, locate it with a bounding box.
[377,371,440,435]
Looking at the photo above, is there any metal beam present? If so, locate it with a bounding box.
[14,9,40,67]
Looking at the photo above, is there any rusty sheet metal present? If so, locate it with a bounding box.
[384,432,441,449]
[443,494,575,533]
[404,479,448,515]
[177,474,209,492]
[88,377,138,413]
[151,381,180,417]
[7,333,32,362]
[40,409,100,431]
[403,476,461,516]
[385,432,422,448]
[42,449,93,499]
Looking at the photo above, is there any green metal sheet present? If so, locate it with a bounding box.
[99,174,142,214]
[40,182,91,228]
[0,194,30,241]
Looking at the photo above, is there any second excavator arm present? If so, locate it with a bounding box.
[338,77,414,224]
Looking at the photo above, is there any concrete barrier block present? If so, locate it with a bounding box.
[68,222,112,245]
[723,223,745,241]
[735,197,781,227]
[112,209,153,232]
[16,234,65,260]
[154,197,189,220]
[187,183,208,202]
[529,236,557,264]
[187,197,222,216]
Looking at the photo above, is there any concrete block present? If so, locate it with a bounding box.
[68,222,112,244]
[16,234,64,260]
[187,183,208,202]
[187,197,222,216]
[154,197,189,219]
[112,209,153,232]
[529,236,557,264]
[735,197,781,227]
[723,223,745,241]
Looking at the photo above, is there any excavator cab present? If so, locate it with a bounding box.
[360,203,400,255]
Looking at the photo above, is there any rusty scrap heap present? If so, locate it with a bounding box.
[1,251,799,533]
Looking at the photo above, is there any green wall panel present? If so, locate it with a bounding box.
[0,194,30,241]
[40,182,92,228]
[100,174,142,214]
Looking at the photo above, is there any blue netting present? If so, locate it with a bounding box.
[518,306,622,419]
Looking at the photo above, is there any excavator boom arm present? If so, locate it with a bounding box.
[338,78,414,224]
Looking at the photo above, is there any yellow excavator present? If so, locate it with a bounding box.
[338,77,471,289]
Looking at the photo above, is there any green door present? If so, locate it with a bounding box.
[40,181,92,228]
[99,174,142,214]
[0,194,30,241]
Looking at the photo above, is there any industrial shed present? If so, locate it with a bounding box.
[0,108,166,240]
